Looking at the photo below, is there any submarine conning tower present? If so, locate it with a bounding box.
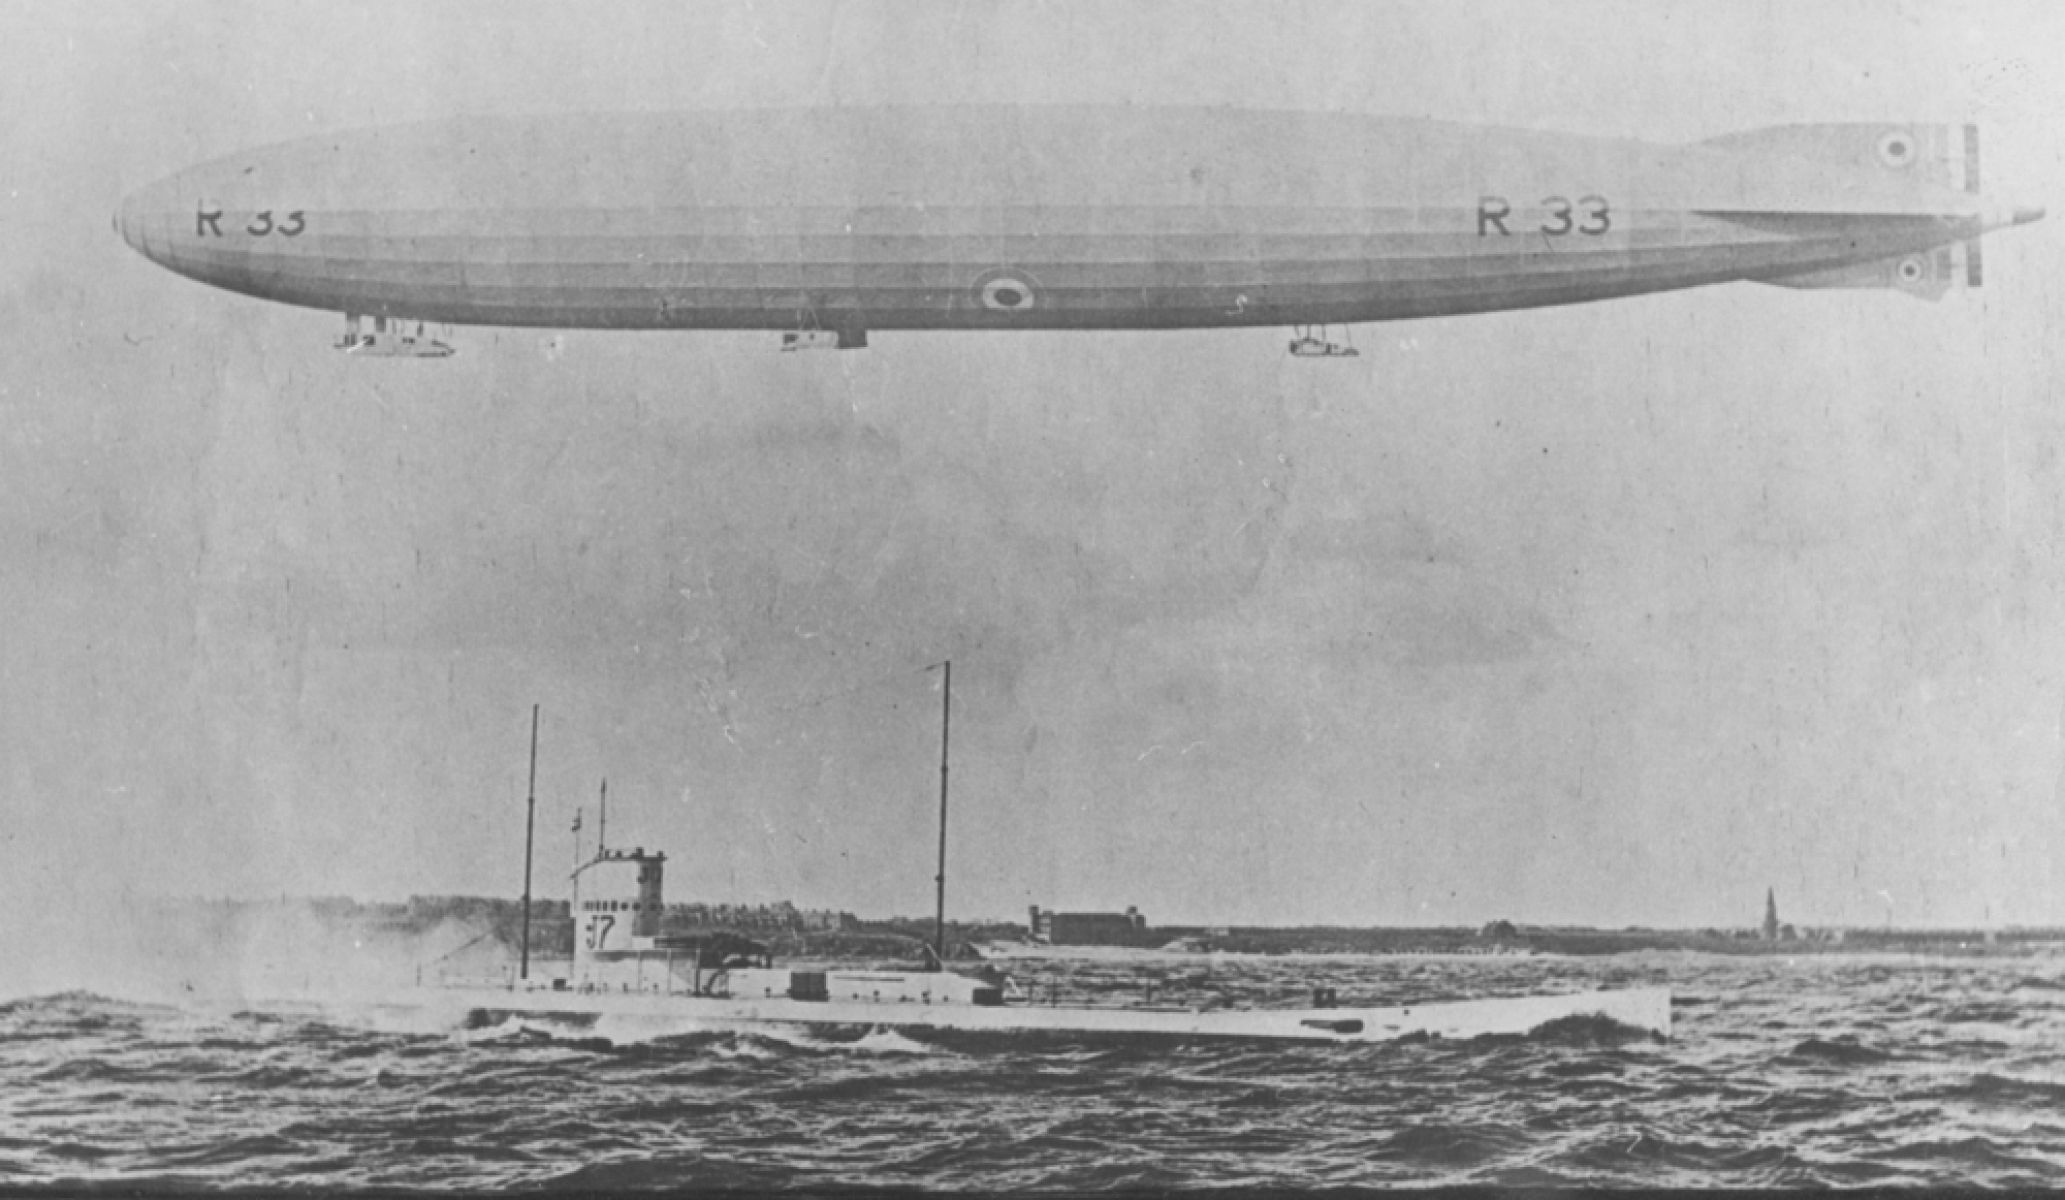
[571,845,665,964]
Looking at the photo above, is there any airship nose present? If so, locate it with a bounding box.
[114,196,141,253]
[114,181,166,260]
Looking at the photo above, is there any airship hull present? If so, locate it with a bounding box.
[114,108,2028,337]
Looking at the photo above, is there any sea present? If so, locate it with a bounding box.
[5,951,2064,1191]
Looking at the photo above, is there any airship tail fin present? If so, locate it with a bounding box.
[1709,121,1982,289]
[1700,121,1977,196]
[1763,245,1966,300]
[1714,122,1989,294]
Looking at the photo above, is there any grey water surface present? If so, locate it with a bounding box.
[5,952,2062,1190]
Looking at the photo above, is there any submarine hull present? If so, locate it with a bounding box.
[433,983,1673,1044]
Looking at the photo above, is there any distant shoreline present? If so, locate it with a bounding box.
[964,928,2063,960]
[127,894,2065,962]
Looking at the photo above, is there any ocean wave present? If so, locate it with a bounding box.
[1373,1120,1536,1169]
[1934,1070,2065,1107]
[151,1132,307,1169]
[1550,1130,1819,1187]
[1875,1134,2062,1182]
[1781,1036,1898,1066]
[0,991,156,1016]
[1935,1002,2028,1024]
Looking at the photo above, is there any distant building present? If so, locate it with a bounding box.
[1029,904,1149,946]
[795,908,856,933]
[1763,888,1780,941]
[664,900,856,934]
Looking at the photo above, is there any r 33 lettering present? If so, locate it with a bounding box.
[1476,195,1611,237]
[194,207,305,237]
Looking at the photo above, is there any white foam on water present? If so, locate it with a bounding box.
[454,1015,533,1043]
[737,1023,838,1051]
[846,1026,939,1056]
[711,1037,782,1061]
[587,1011,724,1045]
[310,997,480,1038]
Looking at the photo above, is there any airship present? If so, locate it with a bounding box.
[113,107,2042,357]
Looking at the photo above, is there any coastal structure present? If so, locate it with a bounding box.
[1028,905,1152,947]
[665,901,856,934]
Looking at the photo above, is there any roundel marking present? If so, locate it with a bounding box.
[973,268,1041,313]
[1877,129,1917,169]
[1897,255,1926,283]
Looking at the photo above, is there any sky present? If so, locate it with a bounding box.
[2,0,2062,942]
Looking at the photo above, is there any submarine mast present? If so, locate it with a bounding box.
[519,703,539,984]
[932,660,951,970]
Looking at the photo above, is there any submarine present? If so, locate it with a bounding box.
[431,837,1672,1046]
[417,680,1671,1047]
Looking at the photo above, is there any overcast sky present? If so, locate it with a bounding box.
[3,0,2061,938]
